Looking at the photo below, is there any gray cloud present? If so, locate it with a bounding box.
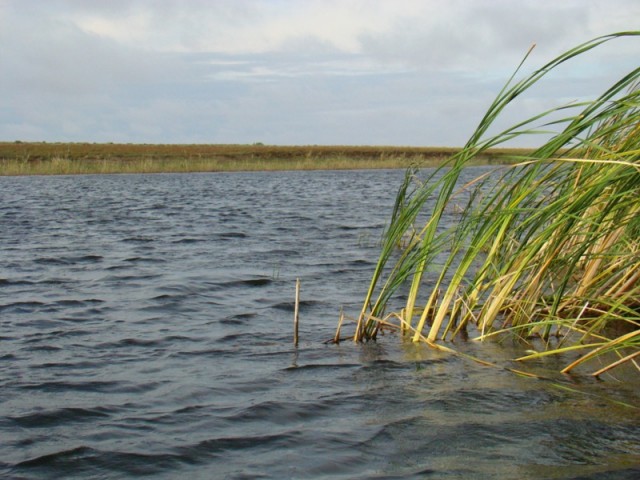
[1,0,638,145]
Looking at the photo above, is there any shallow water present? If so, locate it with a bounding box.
[1,169,638,479]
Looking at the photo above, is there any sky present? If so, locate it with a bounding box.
[0,0,638,147]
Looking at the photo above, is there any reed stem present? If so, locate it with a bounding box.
[294,278,300,347]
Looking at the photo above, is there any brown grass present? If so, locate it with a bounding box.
[0,142,530,175]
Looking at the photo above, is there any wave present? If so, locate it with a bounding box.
[216,232,248,240]
[12,446,188,477]
[96,335,198,349]
[33,255,104,265]
[0,301,46,313]
[19,380,164,394]
[9,407,111,428]
[271,299,322,312]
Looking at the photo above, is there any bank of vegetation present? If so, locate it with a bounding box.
[0,143,527,175]
[347,32,639,379]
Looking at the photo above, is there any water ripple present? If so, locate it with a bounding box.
[1,169,638,479]
[10,407,112,428]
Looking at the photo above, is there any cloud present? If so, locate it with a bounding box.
[1,0,638,145]
[61,0,422,54]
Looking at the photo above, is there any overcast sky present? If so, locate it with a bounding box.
[0,1,638,146]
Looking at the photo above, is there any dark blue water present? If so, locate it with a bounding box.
[1,169,639,479]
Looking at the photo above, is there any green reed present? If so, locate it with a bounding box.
[353,32,640,378]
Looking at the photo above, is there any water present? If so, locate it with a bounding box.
[1,169,638,479]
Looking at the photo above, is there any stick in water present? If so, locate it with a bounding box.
[294,278,300,346]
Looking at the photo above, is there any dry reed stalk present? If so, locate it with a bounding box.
[294,278,300,347]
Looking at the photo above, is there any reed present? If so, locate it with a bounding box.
[0,154,419,175]
[354,32,640,378]
[0,143,527,176]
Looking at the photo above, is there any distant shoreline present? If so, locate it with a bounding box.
[0,142,531,176]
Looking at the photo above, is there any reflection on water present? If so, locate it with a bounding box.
[1,169,638,479]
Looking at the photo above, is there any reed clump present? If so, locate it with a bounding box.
[351,32,640,378]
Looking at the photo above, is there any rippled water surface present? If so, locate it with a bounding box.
[1,169,639,479]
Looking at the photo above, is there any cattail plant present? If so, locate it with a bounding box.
[354,32,640,377]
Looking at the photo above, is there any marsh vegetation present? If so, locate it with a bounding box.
[349,32,640,379]
[0,143,526,175]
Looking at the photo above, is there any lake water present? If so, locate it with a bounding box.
[1,169,639,479]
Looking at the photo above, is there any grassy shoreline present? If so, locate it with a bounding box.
[0,142,530,175]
